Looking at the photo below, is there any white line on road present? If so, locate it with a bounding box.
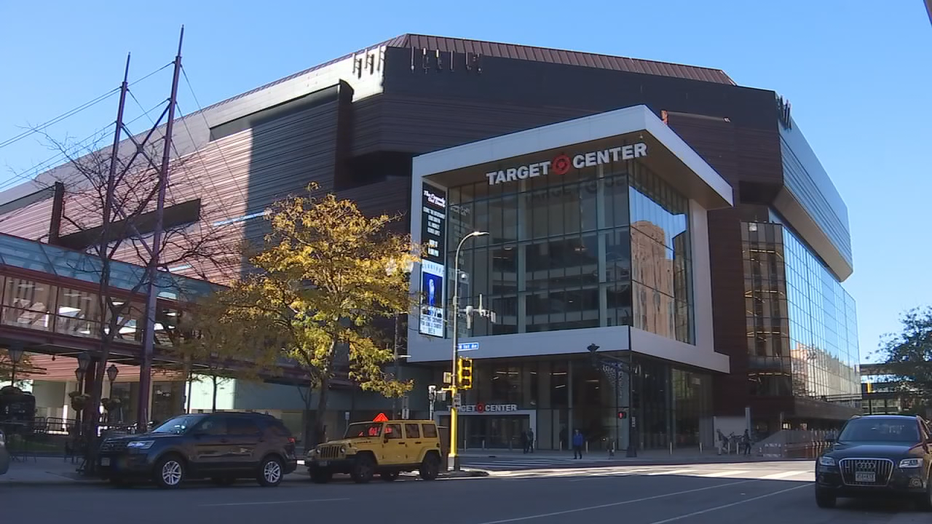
[645,483,809,523]
[701,470,749,477]
[568,469,649,481]
[761,471,808,480]
[649,469,694,476]
[200,498,350,507]
[474,479,757,524]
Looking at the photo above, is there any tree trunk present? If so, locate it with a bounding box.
[300,384,313,450]
[313,375,330,447]
[211,375,218,413]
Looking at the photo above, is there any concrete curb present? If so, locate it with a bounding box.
[441,469,490,478]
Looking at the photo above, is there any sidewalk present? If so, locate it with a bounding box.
[457,447,804,465]
[0,456,486,486]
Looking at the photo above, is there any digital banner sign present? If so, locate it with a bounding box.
[419,184,447,337]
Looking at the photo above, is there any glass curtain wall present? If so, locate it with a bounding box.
[742,219,859,404]
[447,157,693,342]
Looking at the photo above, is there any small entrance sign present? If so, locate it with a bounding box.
[457,342,479,351]
[459,403,518,413]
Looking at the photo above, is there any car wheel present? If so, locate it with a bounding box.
[381,471,400,482]
[212,477,236,486]
[310,469,332,484]
[918,472,932,512]
[351,454,375,484]
[815,487,836,509]
[154,455,185,489]
[419,454,440,481]
[257,456,284,487]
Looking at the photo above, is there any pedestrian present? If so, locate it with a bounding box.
[526,428,535,453]
[742,430,752,456]
[560,426,568,451]
[520,429,529,454]
[572,429,584,459]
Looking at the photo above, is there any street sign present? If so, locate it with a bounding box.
[457,342,479,351]
[453,393,462,408]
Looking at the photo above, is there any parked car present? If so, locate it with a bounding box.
[815,414,932,510]
[97,412,298,488]
[305,419,442,483]
[0,428,10,476]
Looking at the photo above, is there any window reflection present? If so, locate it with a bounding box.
[2,278,51,330]
[449,164,693,342]
[742,220,859,402]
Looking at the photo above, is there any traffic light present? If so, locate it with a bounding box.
[458,357,474,389]
[617,411,627,420]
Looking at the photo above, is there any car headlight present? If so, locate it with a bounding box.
[340,446,347,454]
[126,440,154,450]
[899,458,923,469]
[818,456,836,467]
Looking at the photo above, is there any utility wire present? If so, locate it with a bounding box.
[0,61,173,151]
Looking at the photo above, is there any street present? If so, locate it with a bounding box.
[1,461,928,523]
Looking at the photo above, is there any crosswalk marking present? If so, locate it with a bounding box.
[762,471,809,480]
[701,470,749,477]
[649,469,694,476]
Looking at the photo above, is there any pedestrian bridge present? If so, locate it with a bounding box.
[0,231,214,365]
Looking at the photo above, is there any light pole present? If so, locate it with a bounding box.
[7,346,24,386]
[587,343,639,458]
[106,364,120,424]
[75,352,91,436]
[449,230,488,472]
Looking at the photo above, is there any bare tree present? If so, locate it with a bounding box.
[37,129,240,468]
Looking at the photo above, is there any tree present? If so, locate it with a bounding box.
[223,183,417,446]
[876,307,932,407]
[36,128,237,469]
[167,294,279,412]
[0,349,38,384]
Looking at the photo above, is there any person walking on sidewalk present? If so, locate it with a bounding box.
[742,429,752,456]
[572,429,584,459]
[526,428,535,453]
[520,429,529,454]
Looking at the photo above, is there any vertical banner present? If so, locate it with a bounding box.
[419,184,447,337]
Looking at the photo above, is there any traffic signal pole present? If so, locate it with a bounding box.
[448,231,488,472]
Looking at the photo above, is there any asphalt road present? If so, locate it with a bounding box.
[1,462,928,524]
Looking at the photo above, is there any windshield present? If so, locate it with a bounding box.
[838,419,920,444]
[343,423,383,439]
[151,415,202,435]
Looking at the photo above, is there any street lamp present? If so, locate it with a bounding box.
[587,343,639,458]
[449,230,488,472]
[7,346,24,386]
[107,364,119,385]
[76,352,91,393]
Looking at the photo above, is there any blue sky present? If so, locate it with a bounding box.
[1,1,930,361]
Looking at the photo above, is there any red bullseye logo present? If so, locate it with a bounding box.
[476,403,486,413]
[552,154,571,175]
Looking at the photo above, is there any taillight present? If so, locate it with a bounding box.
[288,437,296,444]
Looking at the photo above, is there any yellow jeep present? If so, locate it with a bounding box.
[306,420,443,483]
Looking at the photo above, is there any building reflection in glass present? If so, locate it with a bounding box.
[446,159,694,343]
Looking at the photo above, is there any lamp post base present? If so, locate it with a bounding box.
[448,455,461,472]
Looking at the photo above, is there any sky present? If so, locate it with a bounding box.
[1,1,930,362]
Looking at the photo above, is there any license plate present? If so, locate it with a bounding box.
[855,471,875,483]
[100,458,111,467]
[318,461,329,467]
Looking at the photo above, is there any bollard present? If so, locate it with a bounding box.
[669,442,673,455]
[482,439,486,450]
[699,442,703,454]
[585,441,589,453]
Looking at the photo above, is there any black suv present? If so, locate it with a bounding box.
[815,415,932,510]
[98,412,298,488]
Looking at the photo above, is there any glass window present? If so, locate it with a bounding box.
[404,423,420,439]
[55,287,100,337]
[2,278,52,331]
[195,416,227,436]
[385,423,403,439]
[422,423,438,438]
[228,417,261,436]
